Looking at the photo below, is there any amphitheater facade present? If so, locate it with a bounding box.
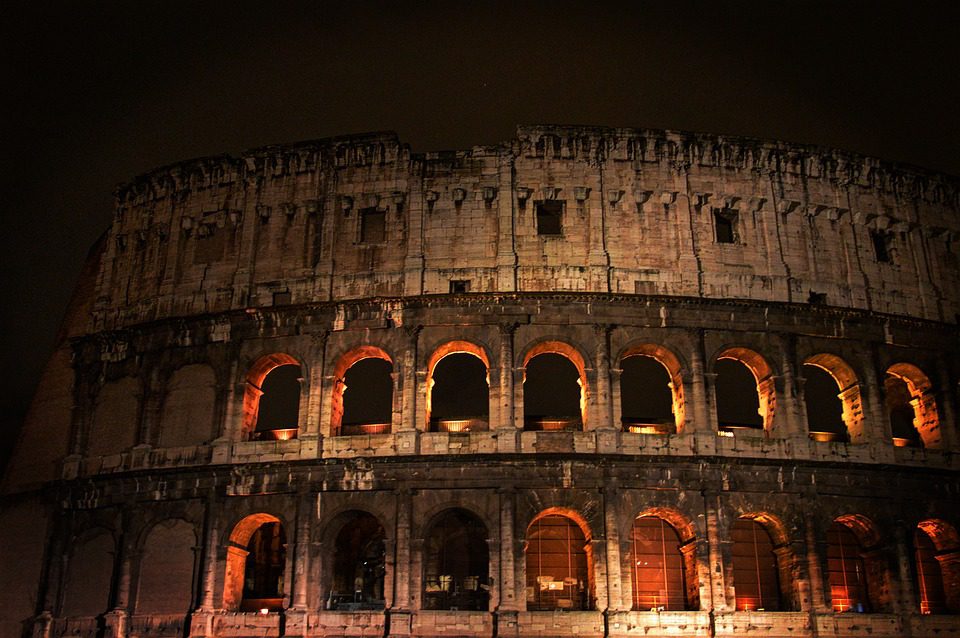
[2,125,959,638]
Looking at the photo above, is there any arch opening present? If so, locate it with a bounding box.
[525,512,593,611]
[803,364,848,443]
[826,521,871,613]
[327,512,386,610]
[620,355,677,435]
[523,353,583,431]
[915,520,960,614]
[731,518,785,611]
[428,351,490,433]
[224,514,286,612]
[422,509,490,610]
[715,359,764,433]
[338,357,394,436]
[885,364,941,449]
[253,364,302,441]
[629,515,691,610]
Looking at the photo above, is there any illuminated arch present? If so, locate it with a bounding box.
[631,507,699,610]
[886,363,941,449]
[731,512,795,611]
[827,514,889,613]
[321,510,388,610]
[804,354,863,443]
[618,343,686,434]
[425,341,491,432]
[715,347,775,432]
[521,340,589,430]
[242,353,301,439]
[915,519,960,614]
[330,346,394,435]
[525,507,595,611]
[223,513,286,611]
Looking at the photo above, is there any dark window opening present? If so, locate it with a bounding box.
[193,226,227,263]
[341,358,393,435]
[871,230,892,263]
[630,517,688,611]
[714,208,738,244]
[827,522,869,613]
[803,364,847,442]
[329,514,386,611]
[430,353,489,432]
[620,356,674,434]
[526,515,591,611]
[732,519,782,611]
[254,364,301,440]
[423,510,490,611]
[915,528,947,614]
[241,522,286,611]
[272,291,291,306]
[715,359,763,431]
[523,353,581,431]
[449,279,471,294]
[535,200,564,236]
[885,375,921,447]
[360,208,386,243]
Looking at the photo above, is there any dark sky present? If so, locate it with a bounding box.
[2,1,958,469]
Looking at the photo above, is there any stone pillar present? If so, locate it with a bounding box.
[495,158,518,291]
[497,323,519,453]
[300,332,327,442]
[936,550,960,612]
[610,367,623,433]
[139,367,163,446]
[860,355,895,460]
[397,327,420,454]
[689,333,712,433]
[702,491,730,611]
[198,500,221,611]
[803,510,830,613]
[219,358,243,442]
[588,166,611,292]
[403,188,426,296]
[592,324,614,431]
[393,489,413,611]
[893,523,919,614]
[292,493,312,610]
[603,484,624,611]
[497,488,519,612]
[935,357,958,451]
[776,337,806,439]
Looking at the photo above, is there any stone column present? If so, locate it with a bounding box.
[776,337,806,439]
[688,332,712,433]
[139,367,163,447]
[893,523,919,615]
[495,157,518,292]
[803,510,830,613]
[403,188,425,296]
[393,489,413,610]
[300,332,327,443]
[198,500,221,611]
[592,324,614,431]
[702,491,730,611]
[497,488,519,612]
[292,493,312,610]
[397,327,420,454]
[603,484,624,611]
[497,323,519,453]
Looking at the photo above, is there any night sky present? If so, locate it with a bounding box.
[2,1,958,471]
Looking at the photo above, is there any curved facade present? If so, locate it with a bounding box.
[2,125,960,638]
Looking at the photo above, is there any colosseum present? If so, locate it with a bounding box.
[1,125,959,638]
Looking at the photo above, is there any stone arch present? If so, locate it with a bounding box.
[158,363,217,447]
[525,507,595,611]
[330,346,394,435]
[135,519,197,613]
[61,528,115,617]
[223,513,286,612]
[804,354,862,443]
[714,347,775,432]
[914,519,960,614]
[827,514,890,613]
[421,508,491,611]
[520,340,589,430]
[630,507,699,610]
[730,512,794,611]
[241,353,302,440]
[425,340,491,432]
[88,376,140,456]
[618,343,686,434]
[885,363,941,449]
[321,509,388,610]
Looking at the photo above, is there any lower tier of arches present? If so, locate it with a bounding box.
[28,455,960,638]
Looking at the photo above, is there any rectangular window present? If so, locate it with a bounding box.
[536,200,564,236]
[714,208,737,244]
[272,291,291,306]
[871,230,892,263]
[449,280,471,293]
[360,208,386,243]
